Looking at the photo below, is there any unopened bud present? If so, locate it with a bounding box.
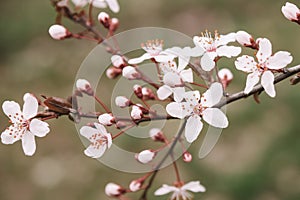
[218,68,233,89]
[131,105,143,120]
[115,121,127,129]
[281,2,300,23]
[98,12,110,28]
[149,128,165,143]
[98,113,115,126]
[136,150,156,164]
[109,18,119,32]
[122,66,140,80]
[133,84,143,98]
[105,183,126,197]
[129,179,144,192]
[76,79,94,96]
[142,87,156,100]
[115,96,131,108]
[236,31,257,49]
[111,55,125,68]
[106,67,122,79]
[183,151,192,163]
[48,24,70,40]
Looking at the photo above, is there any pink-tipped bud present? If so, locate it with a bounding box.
[218,68,233,89]
[142,87,156,100]
[183,151,192,163]
[122,66,140,80]
[281,2,300,23]
[106,67,122,79]
[133,84,143,99]
[111,55,125,68]
[149,128,165,143]
[115,96,131,108]
[76,79,94,96]
[131,105,143,120]
[98,113,115,126]
[109,18,119,32]
[236,31,257,49]
[48,24,69,40]
[115,121,127,129]
[105,183,126,197]
[98,12,110,28]
[129,179,144,192]
[136,150,156,164]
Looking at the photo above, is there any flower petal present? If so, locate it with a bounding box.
[201,82,223,107]
[154,185,177,196]
[200,53,215,71]
[128,53,152,64]
[29,119,50,137]
[244,71,260,94]
[22,131,36,156]
[154,55,175,63]
[84,144,106,158]
[173,87,185,102]
[157,85,173,100]
[2,101,21,122]
[256,38,272,63]
[185,115,203,143]
[180,68,193,83]
[267,51,293,69]
[182,181,206,193]
[184,90,200,105]
[80,126,99,139]
[23,94,38,120]
[1,128,19,144]
[163,72,182,87]
[94,122,108,134]
[202,108,228,128]
[166,102,188,119]
[235,55,257,73]
[261,71,276,97]
[216,45,241,58]
[216,32,236,46]
[105,0,120,13]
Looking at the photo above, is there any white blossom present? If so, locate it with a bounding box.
[48,24,69,40]
[193,31,241,71]
[235,38,293,97]
[131,105,143,120]
[136,149,155,164]
[129,180,143,192]
[72,0,120,13]
[98,113,115,126]
[115,96,131,108]
[166,82,228,143]
[111,55,125,68]
[80,123,112,158]
[76,79,94,95]
[122,66,140,79]
[154,181,206,200]
[1,94,50,156]
[281,2,300,22]
[105,183,125,197]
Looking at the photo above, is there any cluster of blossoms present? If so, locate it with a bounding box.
[2,1,300,200]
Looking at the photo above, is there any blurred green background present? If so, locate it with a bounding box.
[1,0,300,200]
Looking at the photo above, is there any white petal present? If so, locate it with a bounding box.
[244,71,260,94]
[261,71,276,97]
[163,72,182,87]
[29,119,50,137]
[154,55,175,63]
[180,68,193,83]
[22,131,36,156]
[200,53,215,71]
[187,46,205,57]
[256,38,272,63]
[173,87,185,102]
[154,185,177,196]
[201,82,223,107]
[128,53,152,64]
[23,94,38,119]
[92,0,107,8]
[105,0,120,13]
[84,144,106,158]
[216,45,241,58]
[184,90,200,105]
[236,30,253,46]
[80,126,99,139]
[166,102,188,119]
[157,85,173,100]
[2,101,21,122]
[1,128,19,144]
[267,51,293,69]
[203,108,228,128]
[235,55,257,73]
[182,181,206,193]
[94,122,108,134]
[72,0,88,7]
[185,115,203,143]
[216,32,236,46]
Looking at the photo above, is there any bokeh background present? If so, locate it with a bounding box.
[1,0,300,200]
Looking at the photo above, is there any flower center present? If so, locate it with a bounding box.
[7,112,29,139]
[89,133,107,149]
[141,39,164,56]
[197,30,220,52]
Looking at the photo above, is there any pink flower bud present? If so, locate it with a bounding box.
[133,84,143,98]
[98,12,110,28]
[142,87,156,100]
[115,121,127,129]
[282,2,300,22]
[109,18,119,32]
[183,151,192,163]
[105,183,126,197]
[76,79,94,96]
[122,66,140,80]
[106,67,122,79]
[218,68,233,88]
[149,128,165,143]
[136,150,156,164]
[115,96,131,108]
[129,179,144,192]
[111,55,125,68]
[98,113,115,126]
[48,24,69,40]
[131,105,143,120]
[236,31,253,46]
